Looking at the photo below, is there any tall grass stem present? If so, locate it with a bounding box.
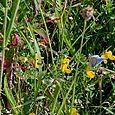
[40,8,54,64]
[71,20,87,107]
[0,0,8,114]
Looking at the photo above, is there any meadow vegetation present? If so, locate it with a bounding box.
[0,0,115,115]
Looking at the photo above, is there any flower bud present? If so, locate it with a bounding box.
[81,5,94,21]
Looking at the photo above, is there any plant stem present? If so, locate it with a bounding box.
[71,20,87,107]
[6,0,21,44]
[57,75,77,115]
[40,8,54,64]
[0,0,8,114]
[99,75,102,114]
[80,20,87,53]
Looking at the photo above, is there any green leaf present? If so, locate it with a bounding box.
[4,75,19,114]
[6,0,21,44]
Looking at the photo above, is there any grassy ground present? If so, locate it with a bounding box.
[0,0,115,115]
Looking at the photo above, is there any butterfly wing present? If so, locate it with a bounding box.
[96,57,105,66]
[88,55,105,68]
[88,55,98,68]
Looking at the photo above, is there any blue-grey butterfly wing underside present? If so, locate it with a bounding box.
[88,54,105,68]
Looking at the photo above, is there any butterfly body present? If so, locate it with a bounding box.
[88,54,105,68]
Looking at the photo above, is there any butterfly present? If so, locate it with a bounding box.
[88,54,105,68]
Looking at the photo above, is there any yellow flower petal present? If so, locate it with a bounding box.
[62,57,70,65]
[101,54,106,59]
[86,71,95,79]
[35,62,39,68]
[69,108,78,115]
[35,53,39,60]
[35,53,39,68]
[65,68,71,74]
[105,50,112,59]
[61,57,71,73]
[109,55,115,60]
[61,64,68,72]
[29,113,36,115]
[104,60,107,64]
[85,63,91,72]
[102,50,115,61]
[19,56,28,63]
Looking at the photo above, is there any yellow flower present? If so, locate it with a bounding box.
[62,64,68,72]
[85,63,91,72]
[61,57,71,74]
[109,55,115,60]
[69,108,78,115]
[86,71,95,79]
[85,64,95,78]
[104,50,112,59]
[104,60,107,64]
[35,53,39,68]
[29,113,36,115]
[65,68,71,74]
[35,62,39,69]
[62,57,70,65]
[19,56,28,63]
[35,53,39,60]
[101,55,107,64]
[102,50,115,61]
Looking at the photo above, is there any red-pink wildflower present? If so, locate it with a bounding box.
[43,38,48,44]
[11,33,19,46]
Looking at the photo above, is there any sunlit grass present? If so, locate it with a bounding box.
[0,0,115,115]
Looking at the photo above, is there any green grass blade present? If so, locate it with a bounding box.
[6,0,21,44]
[4,76,19,114]
[103,107,114,115]
[51,83,61,115]
[0,0,8,113]
[57,76,76,115]
[40,8,54,64]
[19,30,34,56]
